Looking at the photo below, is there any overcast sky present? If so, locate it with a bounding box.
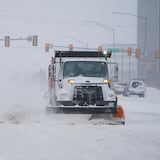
[0,0,137,48]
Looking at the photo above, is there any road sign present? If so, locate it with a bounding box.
[108,48,121,53]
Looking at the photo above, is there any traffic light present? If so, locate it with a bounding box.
[146,62,152,71]
[68,44,73,51]
[155,49,160,59]
[32,35,38,46]
[135,48,141,59]
[45,43,50,52]
[98,45,103,52]
[5,36,10,47]
[127,47,132,56]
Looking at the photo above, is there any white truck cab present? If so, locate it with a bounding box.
[47,50,118,114]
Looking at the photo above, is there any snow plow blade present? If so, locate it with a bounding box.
[46,105,125,125]
[46,105,117,114]
[88,105,125,125]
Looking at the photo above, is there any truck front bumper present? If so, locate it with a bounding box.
[47,100,117,114]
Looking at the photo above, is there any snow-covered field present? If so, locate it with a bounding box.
[0,49,160,160]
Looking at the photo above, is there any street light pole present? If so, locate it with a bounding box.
[112,11,147,53]
[113,11,148,81]
[93,21,116,48]
[82,20,116,48]
[63,35,88,48]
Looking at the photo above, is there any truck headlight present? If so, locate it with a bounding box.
[67,79,74,84]
[104,79,111,83]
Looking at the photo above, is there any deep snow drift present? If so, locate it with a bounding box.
[0,48,160,160]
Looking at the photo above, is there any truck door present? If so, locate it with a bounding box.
[108,62,118,82]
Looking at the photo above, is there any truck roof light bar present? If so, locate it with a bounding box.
[55,50,112,58]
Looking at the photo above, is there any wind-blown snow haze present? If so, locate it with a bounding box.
[0,0,160,160]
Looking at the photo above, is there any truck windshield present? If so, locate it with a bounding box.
[63,61,108,78]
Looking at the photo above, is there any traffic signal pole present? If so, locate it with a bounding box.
[0,35,38,47]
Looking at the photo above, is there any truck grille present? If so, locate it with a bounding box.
[73,86,104,106]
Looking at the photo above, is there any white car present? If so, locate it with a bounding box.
[111,82,128,95]
[123,79,146,97]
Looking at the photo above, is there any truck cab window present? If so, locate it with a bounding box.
[63,61,108,78]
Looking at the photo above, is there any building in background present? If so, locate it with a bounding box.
[137,0,160,88]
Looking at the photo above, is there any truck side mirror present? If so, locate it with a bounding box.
[114,65,118,81]
[108,62,118,82]
[107,50,112,58]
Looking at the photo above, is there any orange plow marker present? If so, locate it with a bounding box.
[88,105,125,125]
[112,105,125,125]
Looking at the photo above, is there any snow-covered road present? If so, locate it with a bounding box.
[0,85,160,160]
[0,49,160,160]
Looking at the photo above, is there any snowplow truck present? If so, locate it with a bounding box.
[47,50,125,124]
